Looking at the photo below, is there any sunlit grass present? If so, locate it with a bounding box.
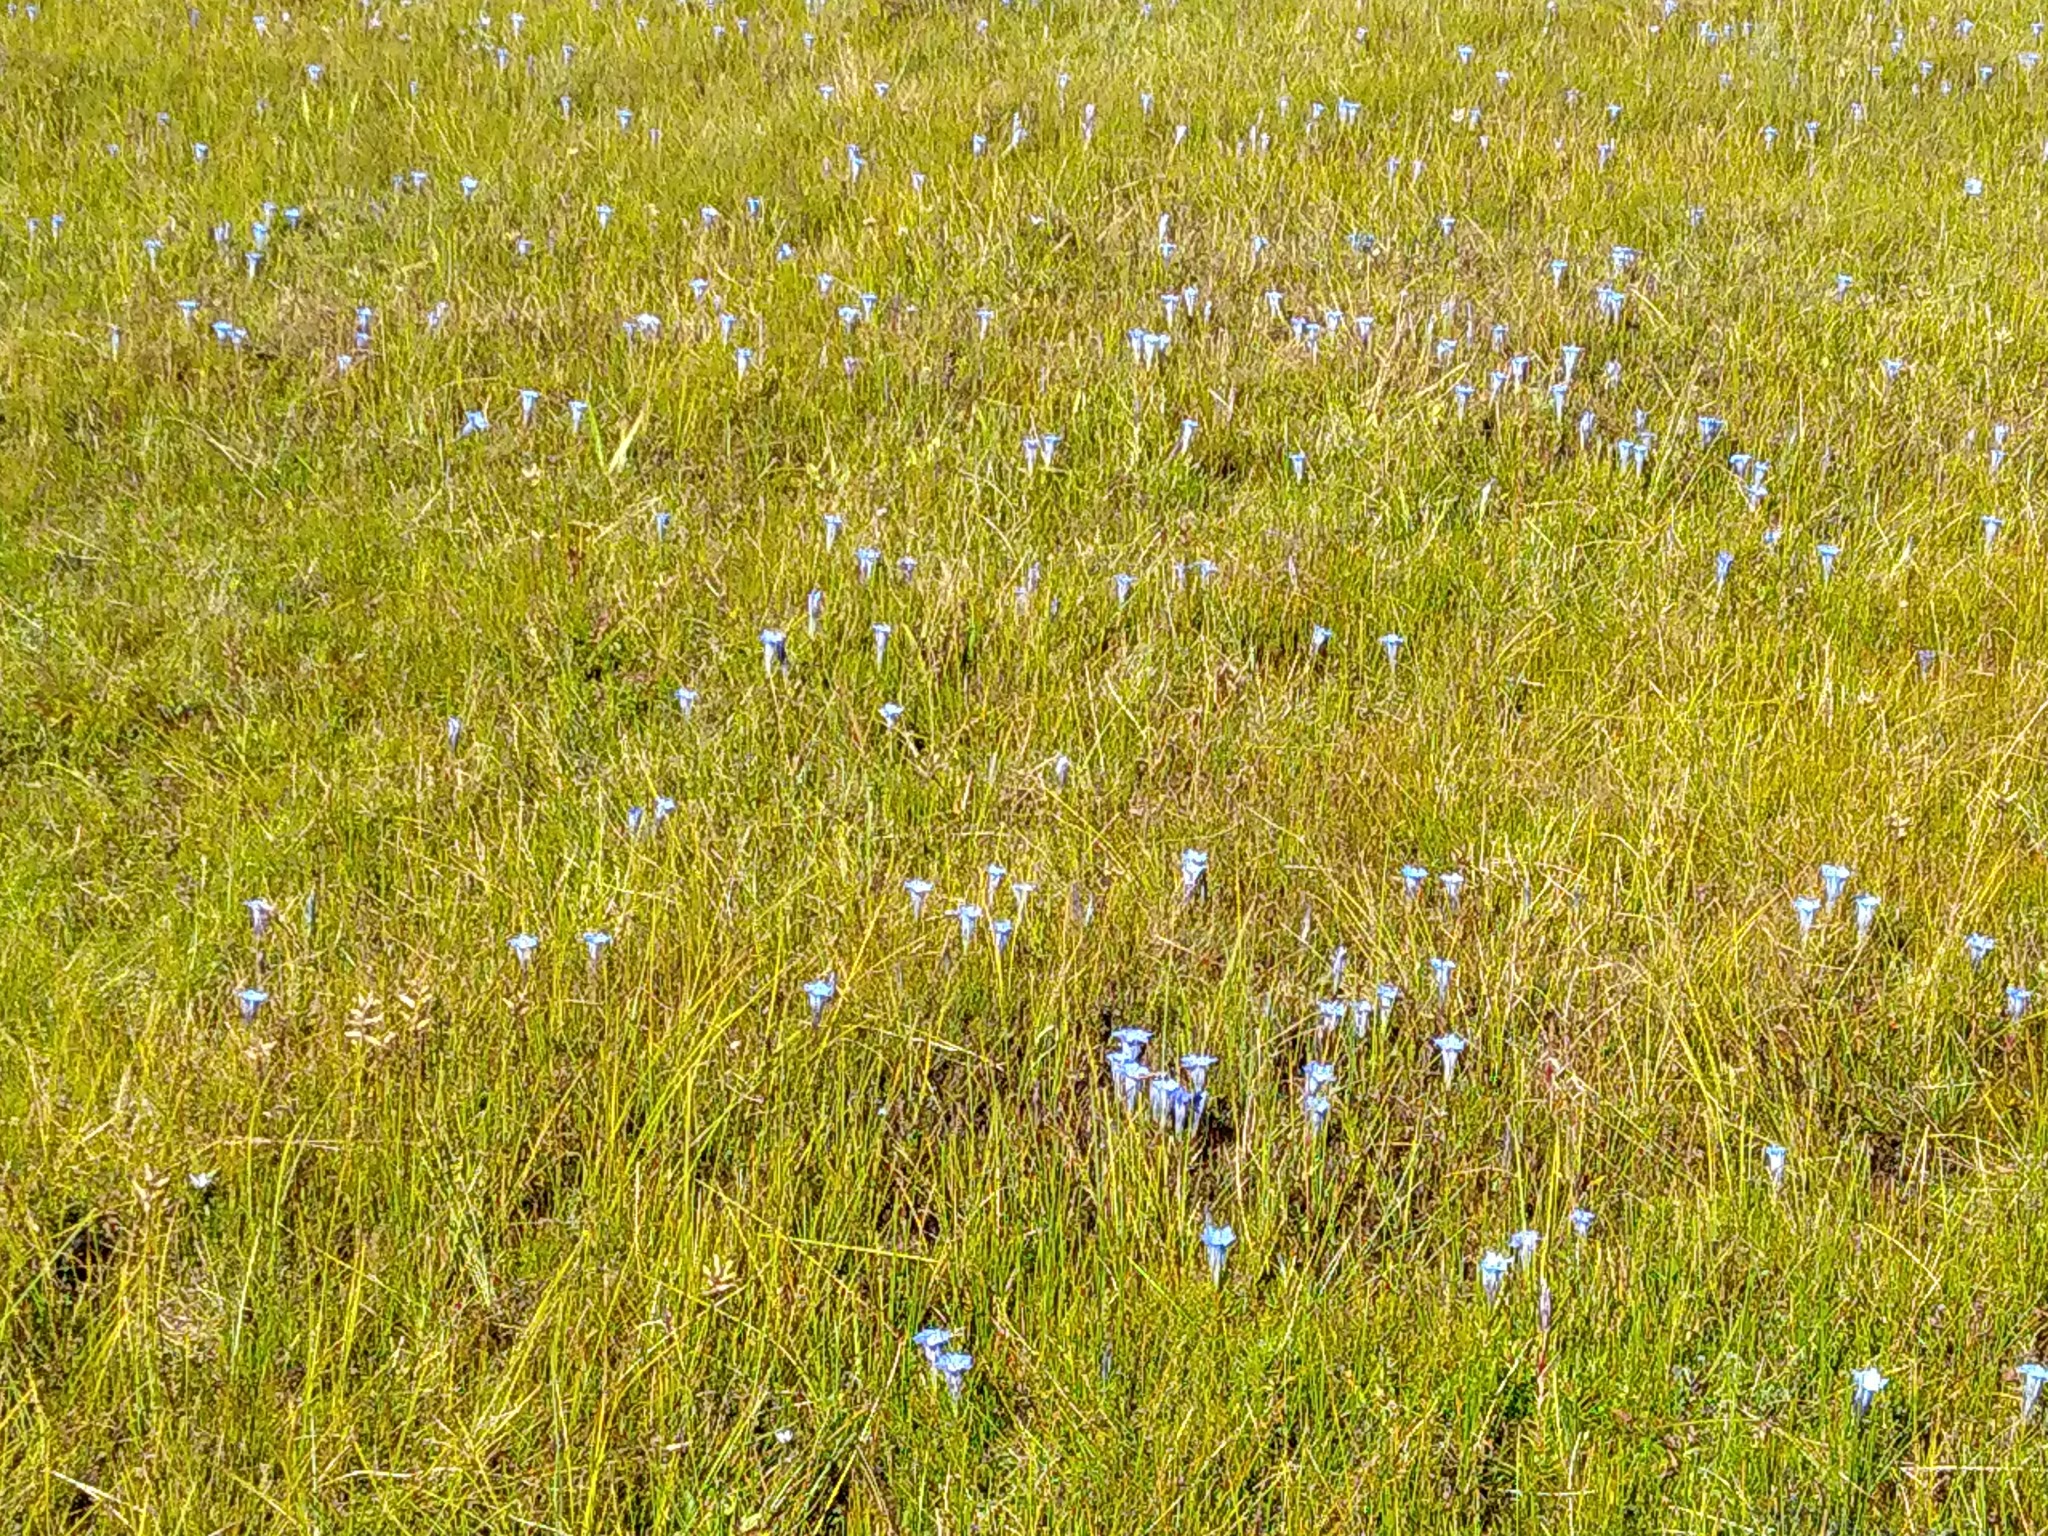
[5,0,2048,1528]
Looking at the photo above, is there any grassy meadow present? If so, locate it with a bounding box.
[8,0,2048,1527]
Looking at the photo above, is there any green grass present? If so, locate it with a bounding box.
[7,0,2048,1528]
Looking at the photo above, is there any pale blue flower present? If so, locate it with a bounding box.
[1434,1031,1467,1085]
[1508,1227,1541,1264]
[951,903,983,945]
[1570,1206,1595,1239]
[903,878,934,918]
[236,987,269,1022]
[1819,864,1851,908]
[1854,893,1880,938]
[912,1326,952,1367]
[245,897,276,939]
[1201,1221,1236,1284]
[934,1350,973,1398]
[1429,956,1456,999]
[1479,1249,1511,1302]
[2019,1362,2048,1422]
[1966,932,1997,968]
[508,933,539,968]
[1179,848,1209,902]
[1399,864,1429,899]
[1791,896,1821,937]
[1763,1143,1788,1188]
[1375,981,1401,1023]
[1850,1366,1887,1421]
[803,975,836,1025]
[2007,985,2033,1021]
[1302,1091,1331,1134]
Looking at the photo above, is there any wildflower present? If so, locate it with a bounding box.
[803,975,836,1025]
[1966,932,1996,968]
[1715,550,1734,588]
[446,716,463,749]
[760,629,787,676]
[674,687,700,717]
[990,918,1014,955]
[1400,864,1429,899]
[2019,1362,2048,1422]
[912,1327,952,1368]
[245,897,276,939]
[1854,893,1880,938]
[934,1350,973,1399]
[1009,881,1036,917]
[1179,1053,1218,1091]
[1108,1027,1152,1064]
[1147,1073,1177,1124]
[1819,864,1851,908]
[1850,1366,1887,1421]
[1380,633,1406,669]
[1179,848,1209,902]
[1570,1206,1595,1239]
[872,622,892,664]
[1429,956,1456,999]
[1434,1030,1467,1085]
[236,987,269,1023]
[1791,896,1821,937]
[2007,985,2033,1021]
[508,933,540,969]
[1302,1092,1332,1134]
[1479,1249,1512,1301]
[1440,870,1465,909]
[1375,981,1401,1024]
[1764,1143,1788,1189]
[904,878,935,918]
[951,903,983,946]
[1200,1220,1236,1284]
[879,702,906,729]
